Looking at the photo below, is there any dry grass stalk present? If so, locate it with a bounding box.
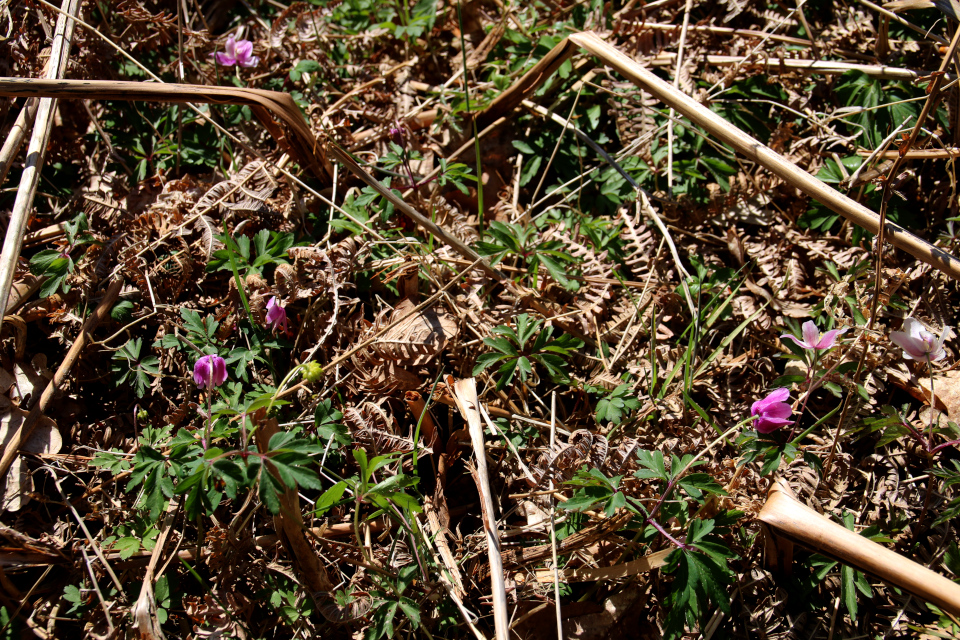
[758,478,960,617]
[424,496,466,599]
[567,30,960,282]
[449,377,509,640]
[647,52,948,80]
[533,548,672,583]
[0,0,80,330]
[0,77,325,180]
[133,500,179,640]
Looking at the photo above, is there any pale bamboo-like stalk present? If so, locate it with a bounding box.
[758,479,960,616]
[0,98,38,191]
[449,377,509,640]
[566,31,960,282]
[0,0,80,330]
[548,392,562,640]
[647,52,946,80]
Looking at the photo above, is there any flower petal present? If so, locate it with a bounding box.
[780,333,811,350]
[764,388,791,404]
[902,317,924,340]
[755,416,793,434]
[764,403,793,420]
[891,331,927,360]
[815,327,847,350]
[801,321,820,349]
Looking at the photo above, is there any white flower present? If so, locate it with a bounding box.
[890,317,950,362]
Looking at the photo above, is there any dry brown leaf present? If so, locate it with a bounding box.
[369,299,458,365]
[0,406,60,511]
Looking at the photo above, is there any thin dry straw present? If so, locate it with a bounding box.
[450,377,509,640]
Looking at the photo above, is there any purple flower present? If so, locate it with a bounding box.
[781,320,847,352]
[890,317,950,362]
[193,354,227,390]
[265,296,288,334]
[211,36,259,68]
[389,126,404,146]
[751,388,793,434]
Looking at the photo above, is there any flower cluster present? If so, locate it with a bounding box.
[750,317,953,437]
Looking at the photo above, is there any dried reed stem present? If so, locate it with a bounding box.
[450,377,509,640]
[0,0,80,330]
[568,30,960,282]
[758,479,960,616]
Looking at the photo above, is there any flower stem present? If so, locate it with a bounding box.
[925,356,937,449]
[647,518,691,550]
[203,390,212,451]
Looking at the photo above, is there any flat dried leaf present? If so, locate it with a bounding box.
[0,407,61,511]
[369,299,458,365]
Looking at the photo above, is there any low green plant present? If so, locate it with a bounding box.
[208,229,295,277]
[473,313,583,389]
[593,383,641,426]
[28,213,94,297]
[561,450,735,640]
[111,337,160,397]
[475,221,580,289]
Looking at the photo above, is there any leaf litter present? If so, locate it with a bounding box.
[0,0,959,638]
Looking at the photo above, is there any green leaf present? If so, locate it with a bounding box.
[842,563,858,621]
[512,140,536,154]
[482,336,518,356]
[397,597,421,628]
[559,486,608,511]
[113,536,141,559]
[473,352,508,375]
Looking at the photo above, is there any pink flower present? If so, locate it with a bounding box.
[751,388,793,434]
[781,320,847,352]
[890,317,949,362]
[211,36,259,68]
[193,354,227,390]
[265,296,288,334]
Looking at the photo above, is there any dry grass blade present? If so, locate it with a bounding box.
[533,549,672,583]
[133,500,179,640]
[449,377,509,640]
[0,77,326,180]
